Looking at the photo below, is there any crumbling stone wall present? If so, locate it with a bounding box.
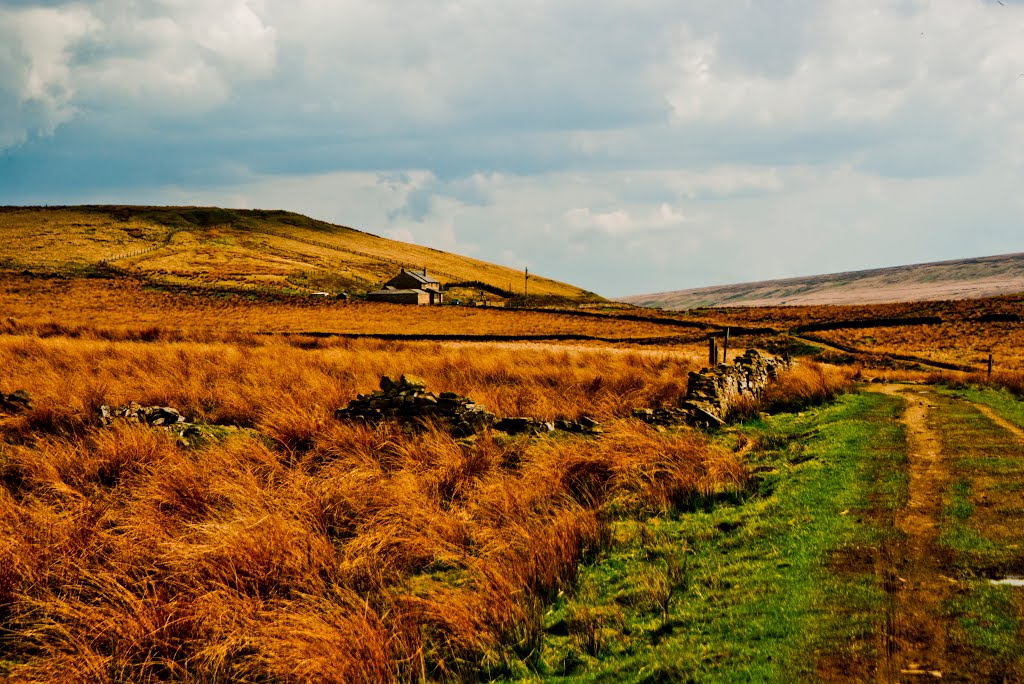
[634,349,783,428]
[98,402,209,444]
[681,349,782,424]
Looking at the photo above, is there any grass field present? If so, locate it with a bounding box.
[2,208,1024,681]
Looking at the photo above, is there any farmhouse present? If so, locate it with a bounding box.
[366,268,443,305]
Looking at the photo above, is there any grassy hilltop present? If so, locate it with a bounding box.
[0,205,600,304]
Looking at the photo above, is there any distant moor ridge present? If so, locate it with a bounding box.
[623,252,1024,310]
[0,206,599,304]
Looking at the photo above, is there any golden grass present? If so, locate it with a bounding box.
[0,333,745,681]
[0,335,700,426]
[0,208,167,267]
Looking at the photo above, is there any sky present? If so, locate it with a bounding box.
[1,1,1023,298]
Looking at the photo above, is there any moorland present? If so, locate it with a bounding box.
[0,206,1022,683]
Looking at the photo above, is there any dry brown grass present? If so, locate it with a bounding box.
[0,332,751,681]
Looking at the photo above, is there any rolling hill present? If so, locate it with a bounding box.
[0,205,600,304]
[621,252,1024,310]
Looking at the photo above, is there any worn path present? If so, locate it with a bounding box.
[867,384,950,682]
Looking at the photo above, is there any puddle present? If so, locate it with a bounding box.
[990,576,1024,587]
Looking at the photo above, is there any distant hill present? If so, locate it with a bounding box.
[620,253,1024,310]
[0,206,600,303]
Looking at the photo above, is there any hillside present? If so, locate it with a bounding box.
[0,205,600,303]
[621,252,1024,309]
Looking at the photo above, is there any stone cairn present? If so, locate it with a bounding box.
[334,375,494,437]
[0,389,32,414]
[335,375,603,437]
[634,349,783,428]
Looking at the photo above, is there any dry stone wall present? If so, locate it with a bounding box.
[634,349,783,428]
[680,349,782,425]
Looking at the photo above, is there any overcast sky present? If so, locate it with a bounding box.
[2,1,1023,297]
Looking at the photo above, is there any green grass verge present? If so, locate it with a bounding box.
[512,391,906,683]
[928,388,1024,676]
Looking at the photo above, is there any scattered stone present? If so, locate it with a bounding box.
[494,415,602,435]
[98,402,186,427]
[493,416,533,434]
[0,389,32,414]
[96,402,212,445]
[337,376,603,437]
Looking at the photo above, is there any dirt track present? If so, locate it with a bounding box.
[869,384,951,682]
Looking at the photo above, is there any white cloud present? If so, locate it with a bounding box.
[565,202,685,236]
[662,1,1024,144]
[0,0,277,145]
[74,0,277,115]
[0,5,97,146]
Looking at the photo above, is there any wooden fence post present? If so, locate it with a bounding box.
[723,327,730,365]
[708,337,718,366]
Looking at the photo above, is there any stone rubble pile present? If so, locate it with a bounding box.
[0,389,32,414]
[335,375,604,437]
[494,415,602,436]
[334,375,495,437]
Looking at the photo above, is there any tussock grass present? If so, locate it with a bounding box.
[0,333,750,681]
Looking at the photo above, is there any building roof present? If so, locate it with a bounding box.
[367,288,428,296]
[389,269,440,285]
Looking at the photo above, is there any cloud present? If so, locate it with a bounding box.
[2,1,1024,297]
[0,5,96,147]
[0,1,276,148]
[565,203,686,236]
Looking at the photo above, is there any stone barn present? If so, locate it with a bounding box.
[366,268,443,305]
